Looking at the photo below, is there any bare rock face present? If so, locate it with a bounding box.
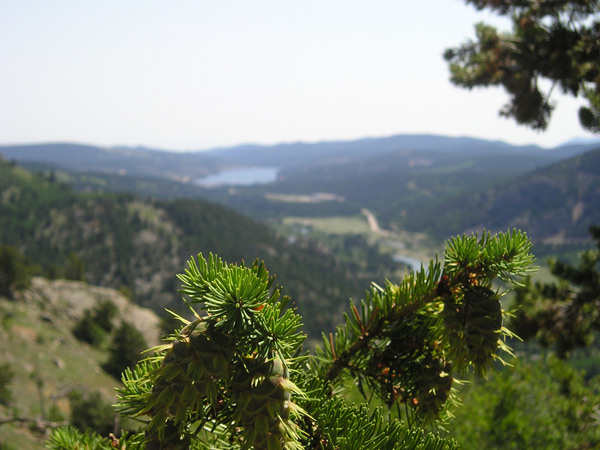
[18,277,162,346]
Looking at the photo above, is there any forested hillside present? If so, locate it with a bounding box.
[396,148,600,250]
[0,143,221,182]
[0,159,368,338]
[6,139,599,267]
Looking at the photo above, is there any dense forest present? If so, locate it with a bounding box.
[0,158,393,339]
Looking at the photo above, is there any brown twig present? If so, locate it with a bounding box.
[0,415,69,429]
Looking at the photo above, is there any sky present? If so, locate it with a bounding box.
[1,0,596,151]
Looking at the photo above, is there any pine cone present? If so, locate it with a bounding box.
[233,357,299,450]
[443,285,502,373]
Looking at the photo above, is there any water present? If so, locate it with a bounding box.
[392,254,424,272]
[195,167,278,187]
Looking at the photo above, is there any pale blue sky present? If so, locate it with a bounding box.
[0,0,592,150]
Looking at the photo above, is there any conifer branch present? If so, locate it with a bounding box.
[47,230,535,449]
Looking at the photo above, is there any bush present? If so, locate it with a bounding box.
[69,390,116,437]
[0,362,14,406]
[448,356,600,450]
[72,311,106,347]
[0,245,33,298]
[102,322,147,379]
[93,300,117,332]
[72,301,118,346]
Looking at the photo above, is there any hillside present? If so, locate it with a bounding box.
[0,143,221,183]
[397,148,600,251]
[0,160,368,338]
[0,278,162,449]
[3,136,599,271]
[2,135,597,184]
[10,137,597,231]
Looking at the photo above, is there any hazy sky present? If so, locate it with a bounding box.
[1,0,594,151]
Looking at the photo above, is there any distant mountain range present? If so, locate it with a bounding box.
[398,148,600,246]
[2,134,598,181]
[2,133,599,256]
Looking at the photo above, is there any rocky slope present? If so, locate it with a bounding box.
[0,278,162,449]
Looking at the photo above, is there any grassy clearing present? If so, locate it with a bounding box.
[279,214,443,275]
[281,215,372,235]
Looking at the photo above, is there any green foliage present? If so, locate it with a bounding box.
[448,356,600,450]
[511,225,600,357]
[68,390,116,437]
[0,159,367,339]
[102,322,148,379]
[63,252,86,282]
[72,310,106,347]
[47,229,535,449]
[315,230,535,425]
[0,362,14,406]
[71,301,117,346]
[0,245,33,299]
[94,300,118,332]
[46,426,119,450]
[446,0,600,132]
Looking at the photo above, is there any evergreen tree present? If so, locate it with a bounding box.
[445,0,600,132]
[448,356,600,450]
[46,229,536,450]
[103,322,148,380]
[63,251,86,282]
[69,390,117,437]
[510,225,600,358]
[0,362,14,407]
[0,245,33,299]
[72,310,106,347]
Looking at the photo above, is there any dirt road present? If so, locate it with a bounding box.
[361,208,395,238]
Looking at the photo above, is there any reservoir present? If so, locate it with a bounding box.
[195,167,278,187]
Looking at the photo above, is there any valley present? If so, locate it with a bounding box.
[3,134,598,274]
[1,133,600,450]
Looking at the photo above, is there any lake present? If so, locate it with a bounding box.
[195,167,278,187]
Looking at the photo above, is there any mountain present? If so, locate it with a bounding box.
[0,143,221,182]
[0,159,369,339]
[2,135,598,182]
[203,134,588,169]
[2,134,598,261]
[397,148,600,250]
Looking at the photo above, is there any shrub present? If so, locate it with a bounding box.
[0,245,33,299]
[0,362,14,406]
[102,322,147,379]
[69,390,116,437]
[72,311,105,347]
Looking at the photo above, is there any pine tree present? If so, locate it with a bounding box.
[103,322,149,380]
[0,245,33,299]
[445,0,600,133]
[510,225,600,358]
[46,229,536,450]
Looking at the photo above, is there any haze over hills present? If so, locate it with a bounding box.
[2,133,599,258]
[2,134,599,181]
[0,142,223,182]
[397,148,600,244]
